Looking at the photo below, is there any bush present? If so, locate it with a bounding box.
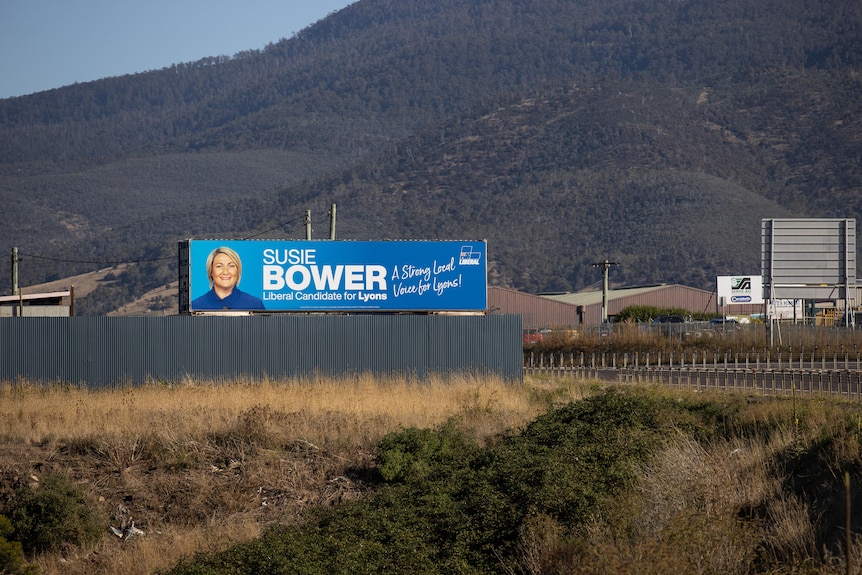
[164,388,676,575]
[616,305,712,323]
[376,421,480,483]
[616,305,665,323]
[6,473,104,555]
[0,515,37,575]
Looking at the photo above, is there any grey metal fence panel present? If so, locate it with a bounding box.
[1,315,522,387]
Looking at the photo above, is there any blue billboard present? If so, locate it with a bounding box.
[182,239,488,313]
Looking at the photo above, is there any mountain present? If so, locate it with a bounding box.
[1,0,860,314]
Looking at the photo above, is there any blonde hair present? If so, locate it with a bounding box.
[206,246,243,287]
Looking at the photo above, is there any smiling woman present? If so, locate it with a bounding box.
[191,246,265,311]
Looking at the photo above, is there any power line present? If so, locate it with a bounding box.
[16,207,333,267]
[243,215,306,239]
[17,252,173,266]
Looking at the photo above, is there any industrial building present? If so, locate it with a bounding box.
[488,284,762,329]
[0,290,73,317]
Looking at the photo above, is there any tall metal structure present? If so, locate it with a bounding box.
[761,218,857,334]
[590,260,618,323]
[762,218,856,300]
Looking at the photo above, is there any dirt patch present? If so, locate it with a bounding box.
[0,435,374,574]
[107,281,178,316]
[21,266,180,316]
[22,265,128,300]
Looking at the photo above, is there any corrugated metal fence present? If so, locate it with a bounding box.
[1,315,523,387]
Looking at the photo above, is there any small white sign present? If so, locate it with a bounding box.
[767,299,803,320]
[717,275,764,305]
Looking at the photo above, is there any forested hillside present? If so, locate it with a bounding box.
[1,0,860,313]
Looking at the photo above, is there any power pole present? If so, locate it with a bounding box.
[590,259,619,323]
[11,247,22,317]
[329,203,337,240]
[11,247,19,295]
[305,210,312,240]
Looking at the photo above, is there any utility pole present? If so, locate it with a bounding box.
[305,210,312,240]
[11,247,19,295]
[590,259,619,323]
[329,203,337,240]
[11,247,22,317]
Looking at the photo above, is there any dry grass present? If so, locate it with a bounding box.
[514,389,862,575]
[0,374,586,575]
[1,373,542,445]
[4,376,862,574]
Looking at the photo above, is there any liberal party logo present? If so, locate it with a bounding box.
[731,277,751,291]
[459,245,482,266]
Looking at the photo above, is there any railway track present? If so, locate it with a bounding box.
[525,353,862,398]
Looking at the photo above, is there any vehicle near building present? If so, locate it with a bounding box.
[523,328,543,346]
[653,314,685,323]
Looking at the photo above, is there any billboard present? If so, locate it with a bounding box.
[179,239,487,313]
[761,218,856,301]
[717,275,764,305]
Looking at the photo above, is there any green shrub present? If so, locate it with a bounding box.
[0,515,38,575]
[7,473,104,554]
[163,388,678,575]
[376,421,480,483]
[616,304,712,322]
[616,304,664,323]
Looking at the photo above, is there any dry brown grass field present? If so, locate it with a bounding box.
[0,374,583,575]
[2,374,862,574]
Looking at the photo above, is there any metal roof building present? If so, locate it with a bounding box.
[0,290,73,317]
[488,286,583,329]
[489,284,763,328]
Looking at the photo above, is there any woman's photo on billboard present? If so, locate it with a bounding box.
[191,246,265,311]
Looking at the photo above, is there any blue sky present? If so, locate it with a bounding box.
[0,0,354,99]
